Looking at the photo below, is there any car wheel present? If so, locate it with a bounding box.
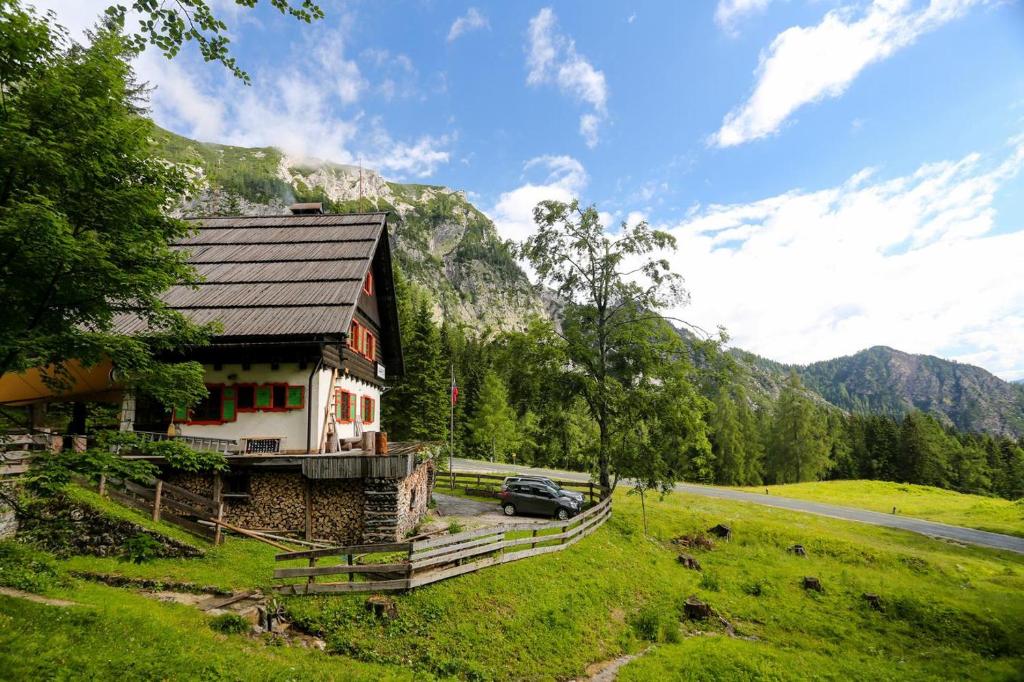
[556,507,570,521]
[502,504,516,516]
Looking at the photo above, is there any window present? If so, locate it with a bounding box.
[236,384,255,411]
[334,388,356,422]
[348,320,377,361]
[361,396,375,424]
[272,384,287,410]
[364,330,376,360]
[363,271,374,295]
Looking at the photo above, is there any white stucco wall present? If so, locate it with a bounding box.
[176,363,315,452]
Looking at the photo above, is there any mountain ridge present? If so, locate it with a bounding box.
[151,127,1024,437]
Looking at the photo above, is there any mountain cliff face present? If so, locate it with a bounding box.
[152,127,1024,437]
[153,127,544,331]
[798,347,1024,437]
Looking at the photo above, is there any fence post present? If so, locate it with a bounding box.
[589,482,594,504]
[152,480,163,522]
[307,557,317,587]
[348,554,354,583]
[531,528,538,550]
[214,502,224,546]
[98,474,106,497]
[561,522,569,545]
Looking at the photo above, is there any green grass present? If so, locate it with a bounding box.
[64,485,207,550]
[0,583,413,681]
[3,486,1023,680]
[735,480,1024,537]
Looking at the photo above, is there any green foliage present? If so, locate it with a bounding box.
[145,440,227,473]
[0,4,211,406]
[107,0,323,84]
[26,446,157,496]
[466,370,519,461]
[208,612,251,635]
[385,296,448,442]
[766,372,831,483]
[0,541,62,592]
[120,533,161,564]
[446,520,463,535]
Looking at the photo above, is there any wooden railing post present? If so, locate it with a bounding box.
[531,528,538,550]
[308,557,317,586]
[98,474,106,497]
[152,480,163,522]
[214,502,224,546]
[347,554,354,583]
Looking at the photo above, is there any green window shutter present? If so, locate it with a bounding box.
[286,386,304,409]
[334,389,342,419]
[222,387,237,421]
[173,405,188,421]
[255,385,273,409]
[349,396,357,422]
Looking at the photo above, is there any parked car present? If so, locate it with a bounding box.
[501,475,585,504]
[498,481,581,520]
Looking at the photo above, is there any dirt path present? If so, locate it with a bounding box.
[0,587,79,607]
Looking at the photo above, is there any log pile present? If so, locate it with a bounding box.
[309,479,363,544]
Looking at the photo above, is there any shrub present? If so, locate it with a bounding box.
[630,606,662,642]
[447,520,463,535]
[144,440,227,473]
[120,534,162,564]
[210,613,251,635]
[0,540,62,592]
[742,578,773,597]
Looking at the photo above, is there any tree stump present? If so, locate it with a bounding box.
[862,593,883,611]
[802,576,823,592]
[365,595,398,620]
[684,595,712,620]
[789,544,807,557]
[677,553,702,571]
[708,524,732,540]
[673,534,715,550]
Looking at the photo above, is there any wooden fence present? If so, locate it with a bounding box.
[446,469,600,504]
[77,474,222,543]
[273,494,612,594]
[1,433,58,478]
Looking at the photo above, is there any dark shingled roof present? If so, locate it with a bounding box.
[116,212,389,341]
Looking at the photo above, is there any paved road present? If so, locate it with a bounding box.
[450,457,1024,555]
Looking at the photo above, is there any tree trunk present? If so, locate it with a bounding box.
[598,406,611,494]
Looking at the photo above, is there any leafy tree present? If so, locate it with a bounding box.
[0,4,211,409]
[765,372,830,483]
[518,200,687,492]
[105,0,322,83]
[467,370,519,461]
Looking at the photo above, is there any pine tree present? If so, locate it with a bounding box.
[467,370,519,461]
[897,412,953,487]
[710,389,745,485]
[385,298,447,441]
[766,372,830,483]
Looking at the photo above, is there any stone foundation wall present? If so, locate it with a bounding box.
[162,459,435,545]
[0,481,18,540]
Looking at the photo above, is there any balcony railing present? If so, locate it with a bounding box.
[131,430,237,454]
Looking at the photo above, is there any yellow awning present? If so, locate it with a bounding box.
[0,360,123,405]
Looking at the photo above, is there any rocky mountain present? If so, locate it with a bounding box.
[153,127,544,331]
[152,127,1024,437]
[736,346,1024,437]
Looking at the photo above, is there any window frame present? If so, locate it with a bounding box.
[234,383,258,412]
[335,388,356,423]
[363,270,374,295]
[361,395,375,424]
[186,383,227,425]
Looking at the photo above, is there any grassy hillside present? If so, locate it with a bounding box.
[2,485,1022,680]
[736,480,1024,538]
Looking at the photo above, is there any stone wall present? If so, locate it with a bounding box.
[0,482,18,540]
[362,459,435,543]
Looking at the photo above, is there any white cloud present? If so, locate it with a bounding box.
[490,155,588,244]
[660,139,1024,380]
[29,2,450,180]
[526,8,608,147]
[447,7,489,42]
[715,0,774,33]
[712,0,984,147]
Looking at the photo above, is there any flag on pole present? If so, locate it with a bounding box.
[451,378,459,406]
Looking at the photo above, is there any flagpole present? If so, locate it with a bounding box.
[449,363,455,487]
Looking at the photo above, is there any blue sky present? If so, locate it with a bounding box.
[37,0,1024,379]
